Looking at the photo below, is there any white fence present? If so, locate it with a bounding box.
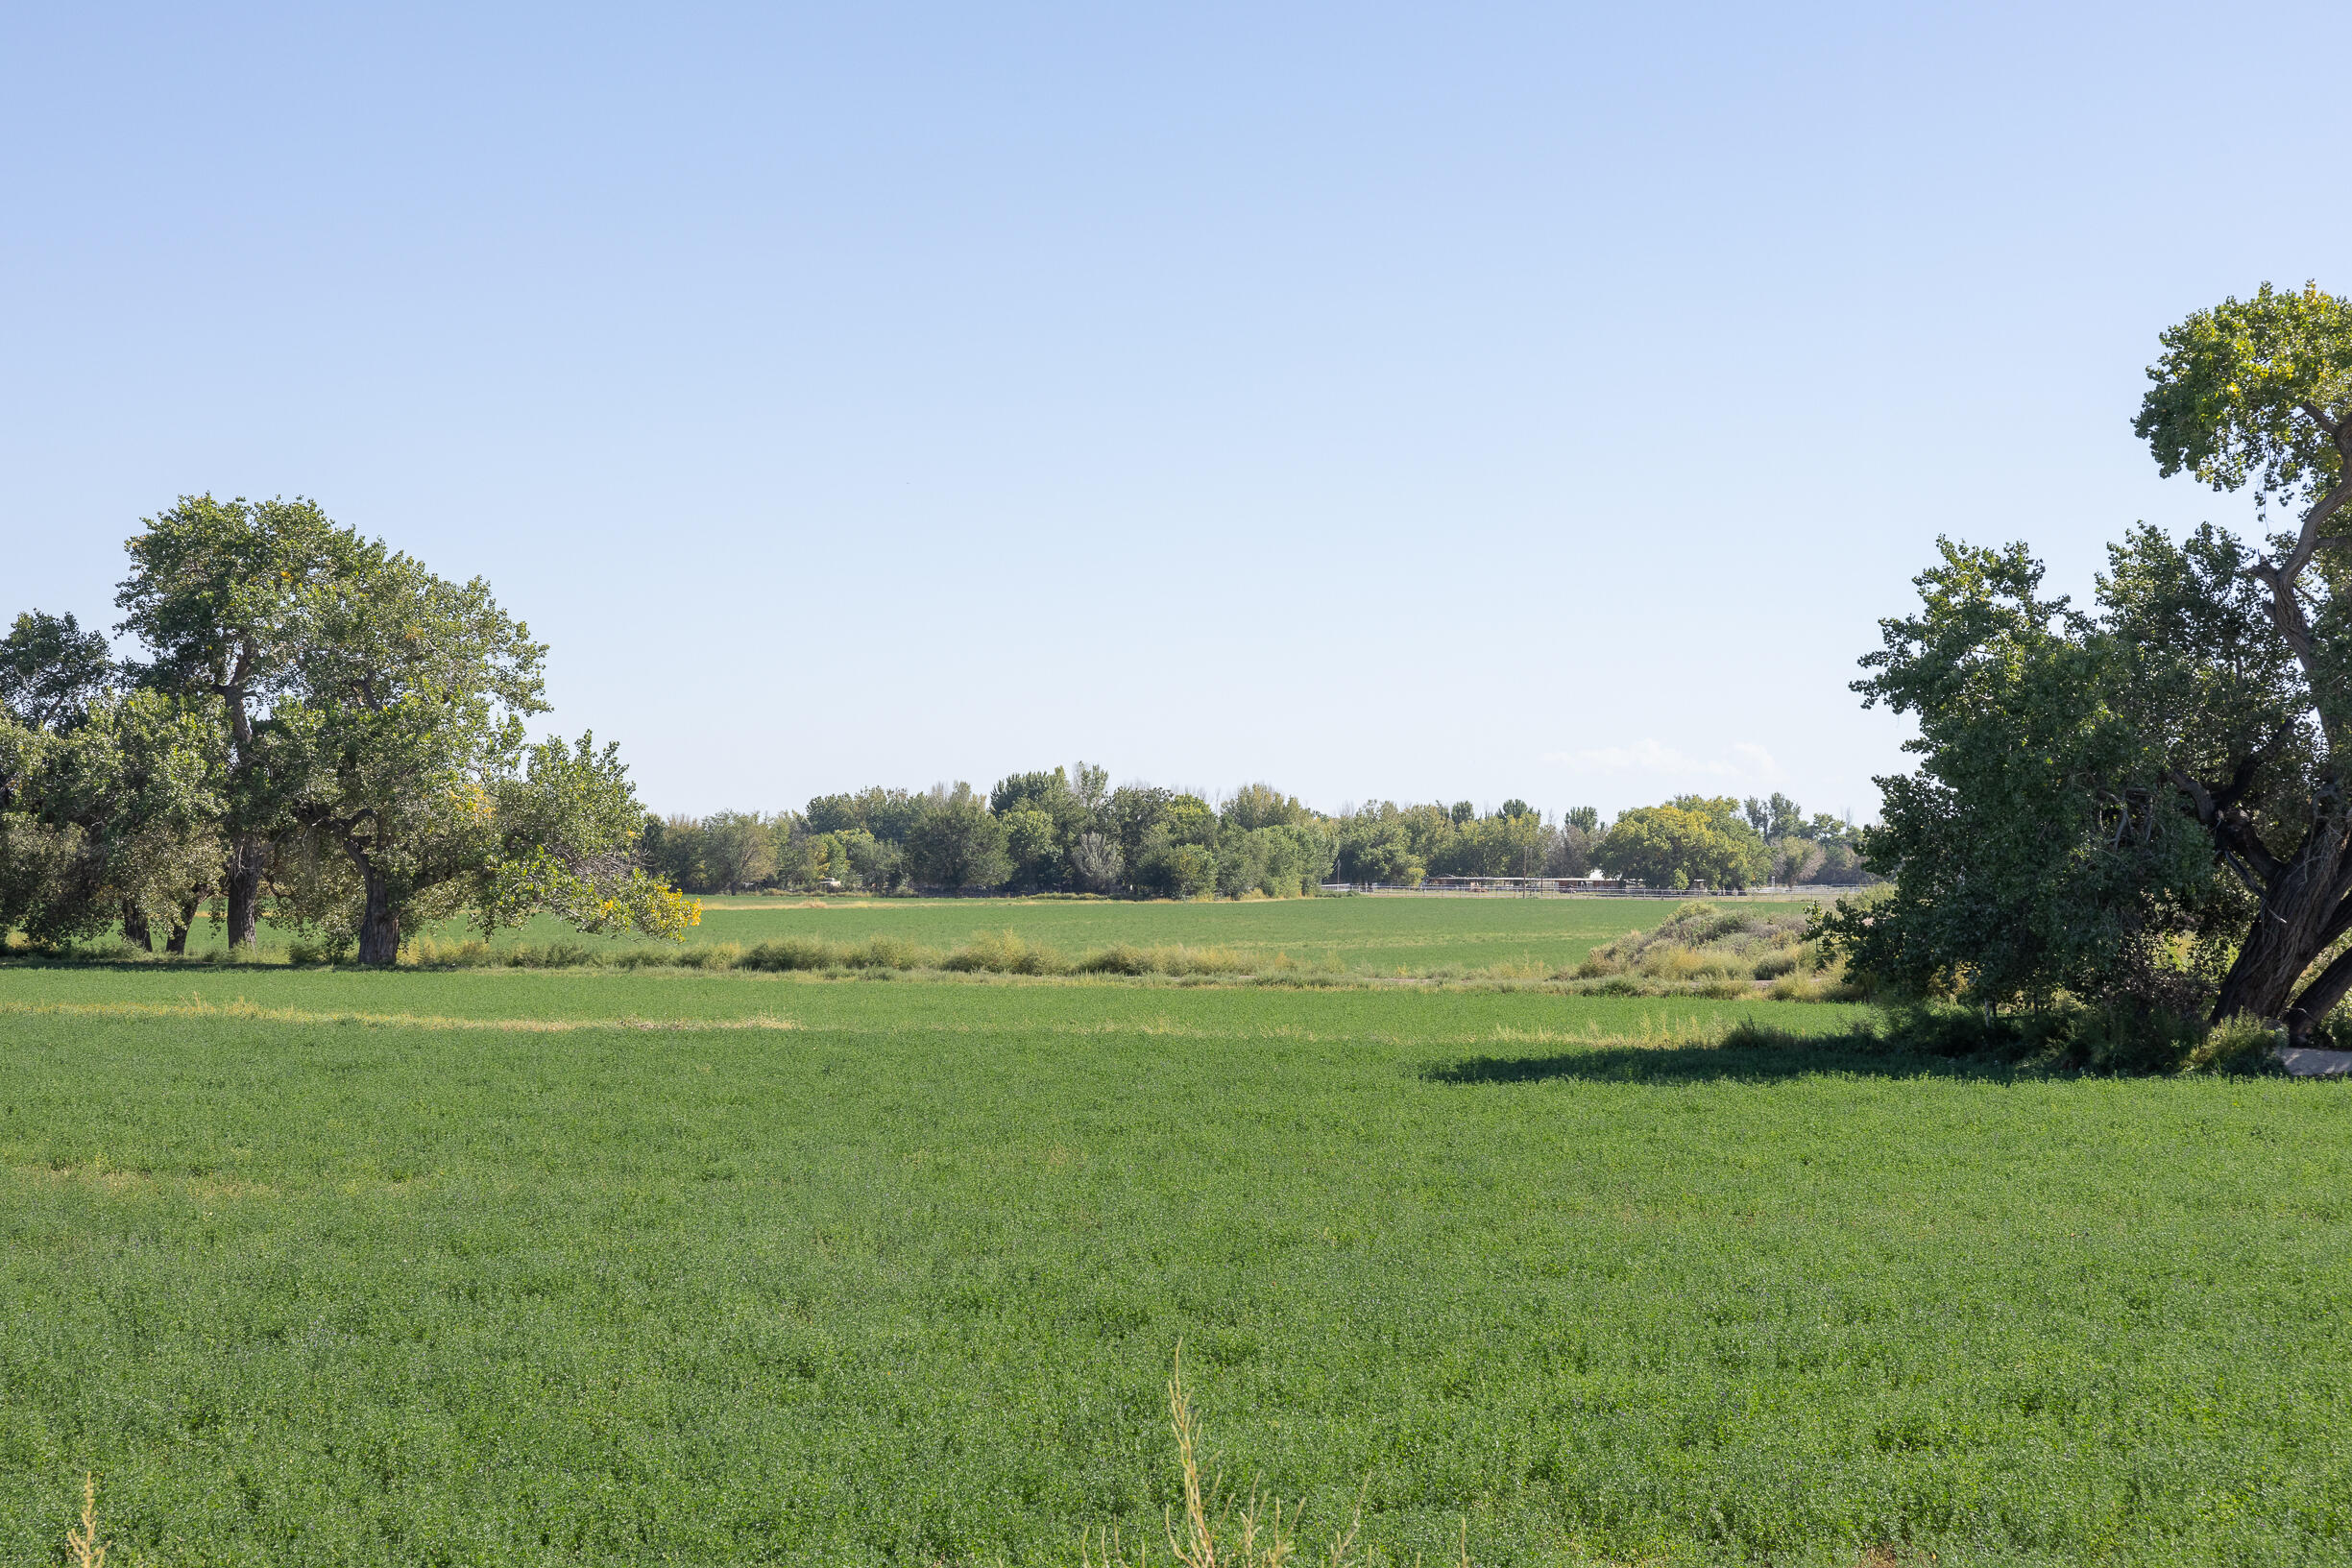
[1320,880,1850,899]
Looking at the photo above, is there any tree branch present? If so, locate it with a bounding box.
[2168,764,2217,822]
[2249,557,2322,682]
[2282,478,2352,581]
[2218,847,2268,898]
[2171,762,2287,889]
[2297,398,2342,435]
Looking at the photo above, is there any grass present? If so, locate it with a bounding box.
[1,929,2347,1563]
[16,891,1842,984]
[14,895,1857,1001]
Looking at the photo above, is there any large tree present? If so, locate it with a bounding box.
[114,496,362,949]
[1598,796,1769,890]
[2129,283,2352,1034]
[274,541,550,963]
[1833,283,2352,1039]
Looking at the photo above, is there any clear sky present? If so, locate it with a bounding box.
[8,2,2349,822]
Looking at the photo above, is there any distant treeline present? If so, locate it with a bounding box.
[646,768,1870,897]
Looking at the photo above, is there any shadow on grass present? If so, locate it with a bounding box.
[1423,1024,2023,1085]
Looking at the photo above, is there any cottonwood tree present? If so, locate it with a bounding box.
[115,496,361,949]
[0,613,223,950]
[2133,283,2352,1033]
[274,543,548,963]
[1598,797,1769,890]
[1830,539,2228,1011]
[1832,283,2352,1038]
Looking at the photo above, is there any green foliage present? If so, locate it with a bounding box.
[1222,781,1314,831]
[1331,803,1428,886]
[272,543,549,961]
[1000,807,1061,891]
[805,785,924,843]
[1133,836,1216,899]
[1822,538,2232,1011]
[0,612,115,732]
[475,736,695,940]
[2133,279,2352,520]
[697,808,777,893]
[840,828,904,892]
[1212,823,1335,898]
[1598,795,1769,889]
[1440,809,1542,878]
[902,783,1012,891]
[0,495,700,963]
[0,690,225,945]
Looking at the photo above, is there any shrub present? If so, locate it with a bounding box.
[1074,943,1251,977]
[2189,1014,2282,1074]
[943,929,1067,975]
[740,937,843,972]
[853,935,934,970]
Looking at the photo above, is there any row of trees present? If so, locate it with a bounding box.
[1,497,692,963]
[646,773,1344,899]
[644,779,1869,898]
[1825,282,2352,1044]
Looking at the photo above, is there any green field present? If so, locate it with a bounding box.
[4,905,2347,1565]
[134,892,1833,978]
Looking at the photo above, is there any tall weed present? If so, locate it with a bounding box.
[1080,1347,1366,1568]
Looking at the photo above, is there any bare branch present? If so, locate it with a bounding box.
[2296,398,2342,434]
[2218,847,2267,899]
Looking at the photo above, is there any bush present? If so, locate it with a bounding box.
[1074,943,1251,977]
[2189,1014,2282,1074]
[852,935,934,970]
[942,930,1066,975]
[739,936,843,972]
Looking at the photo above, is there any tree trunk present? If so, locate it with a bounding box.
[121,901,153,952]
[356,867,401,965]
[164,896,199,955]
[224,833,268,949]
[2211,821,2352,1042]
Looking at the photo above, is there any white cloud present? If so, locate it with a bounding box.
[1543,738,1785,783]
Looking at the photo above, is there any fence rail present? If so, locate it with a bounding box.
[1319,880,1855,899]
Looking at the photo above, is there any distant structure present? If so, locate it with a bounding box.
[1401,876,1630,893]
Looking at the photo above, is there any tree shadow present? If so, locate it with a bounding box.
[1421,1031,2024,1085]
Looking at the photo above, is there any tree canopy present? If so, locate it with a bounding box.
[1596,797,1769,891]
[1829,282,2352,1040]
[3,495,692,963]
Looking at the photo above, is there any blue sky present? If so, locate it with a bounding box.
[8,2,2348,821]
